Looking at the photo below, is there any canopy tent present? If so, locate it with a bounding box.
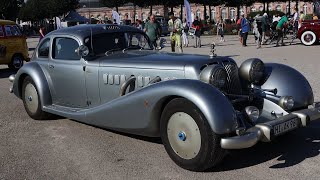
[63,11,89,23]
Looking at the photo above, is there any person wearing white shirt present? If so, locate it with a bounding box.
[293,8,299,32]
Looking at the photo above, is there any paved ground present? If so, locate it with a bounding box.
[1,35,320,180]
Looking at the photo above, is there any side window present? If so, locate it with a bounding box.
[0,26,4,37]
[38,39,50,58]
[53,37,80,60]
[4,26,12,36]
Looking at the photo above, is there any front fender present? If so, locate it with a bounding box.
[261,63,314,109]
[12,62,52,106]
[84,79,237,137]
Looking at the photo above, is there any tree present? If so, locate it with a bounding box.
[19,0,79,21]
[0,0,24,20]
[100,0,127,12]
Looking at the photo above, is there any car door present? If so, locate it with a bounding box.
[49,36,87,108]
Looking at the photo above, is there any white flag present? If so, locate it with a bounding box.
[112,10,120,24]
[184,0,192,27]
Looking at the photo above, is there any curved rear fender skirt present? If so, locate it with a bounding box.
[261,63,314,109]
[83,79,237,137]
[13,62,52,106]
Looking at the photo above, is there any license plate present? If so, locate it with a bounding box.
[273,118,299,136]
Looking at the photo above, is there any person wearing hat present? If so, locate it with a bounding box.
[168,12,183,53]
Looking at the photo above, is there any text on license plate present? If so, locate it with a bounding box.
[273,118,299,136]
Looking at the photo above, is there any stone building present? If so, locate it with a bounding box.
[77,1,315,23]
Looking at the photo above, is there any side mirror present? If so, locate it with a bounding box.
[76,45,89,57]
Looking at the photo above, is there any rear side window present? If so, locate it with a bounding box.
[4,25,22,36]
[53,37,80,60]
[0,26,4,37]
[38,39,50,58]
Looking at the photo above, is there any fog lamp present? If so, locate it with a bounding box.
[279,96,295,110]
[245,106,260,123]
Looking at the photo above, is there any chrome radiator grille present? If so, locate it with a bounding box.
[222,62,242,94]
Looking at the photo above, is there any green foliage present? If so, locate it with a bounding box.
[0,0,24,20]
[19,0,79,21]
[304,14,313,20]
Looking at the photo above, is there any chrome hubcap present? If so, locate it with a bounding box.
[167,112,201,159]
[24,83,38,114]
[13,57,23,68]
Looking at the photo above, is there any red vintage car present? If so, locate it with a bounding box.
[298,20,320,46]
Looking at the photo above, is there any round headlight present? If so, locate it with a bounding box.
[245,106,260,123]
[279,96,295,110]
[239,58,265,84]
[200,65,227,89]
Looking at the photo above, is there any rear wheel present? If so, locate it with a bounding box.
[22,76,52,120]
[301,31,317,46]
[160,98,225,171]
[8,55,24,70]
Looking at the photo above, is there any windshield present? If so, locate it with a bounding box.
[85,32,152,56]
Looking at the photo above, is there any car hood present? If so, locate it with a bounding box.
[98,50,230,70]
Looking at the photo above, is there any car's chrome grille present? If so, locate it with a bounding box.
[222,62,242,94]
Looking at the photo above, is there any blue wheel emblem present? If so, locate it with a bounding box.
[178,131,186,141]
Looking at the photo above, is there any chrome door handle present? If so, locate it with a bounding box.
[49,65,54,69]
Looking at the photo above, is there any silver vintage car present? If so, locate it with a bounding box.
[9,24,320,171]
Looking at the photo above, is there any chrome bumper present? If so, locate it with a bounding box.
[221,106,320,149]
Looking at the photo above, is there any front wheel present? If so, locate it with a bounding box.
[160,98,225,171]
[22,76,52,120]
[301,31,317,46]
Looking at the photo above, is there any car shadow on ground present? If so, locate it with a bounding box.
[209,121,320,172]
[0,68,17,79]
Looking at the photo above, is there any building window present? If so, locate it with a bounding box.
[211,9,216,20]
[142,13,147,21]
[135,13,139,20]
[230,8,236,20]
[259,6,263,11]
[221,8,226,20]
[303,4,307,14]
[276,5,281,12]
[196,10,201,18]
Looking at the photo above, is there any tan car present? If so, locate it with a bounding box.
[0,19,30,69]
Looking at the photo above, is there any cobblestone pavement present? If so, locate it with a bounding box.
[0,35,319,180]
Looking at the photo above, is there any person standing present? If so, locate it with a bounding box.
[39,25,46,41]
[293,8,299,33]
[236,17,243,44]
[275,13,289,47]
[241,14,250,47]
[182,19,189,47]
[192,16,201,48]
[168,12,183,53]
[144,15,161,49]
[217,20,225,42]
[299,11,305,28]
[123,14,131,25]
[261,13,268,44]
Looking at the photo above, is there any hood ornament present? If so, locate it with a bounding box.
[209,41,217,58]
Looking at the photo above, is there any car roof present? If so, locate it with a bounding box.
[0,19,17,25]
[47,24,144,39]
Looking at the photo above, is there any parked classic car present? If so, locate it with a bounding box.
[9,24,320,171]
[298,20,320,46]
[0,19,30,69]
